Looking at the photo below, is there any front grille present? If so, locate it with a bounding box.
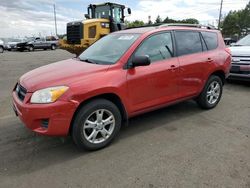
[232,56,250,65]
[16,83,27,102]
[67,22,83,44]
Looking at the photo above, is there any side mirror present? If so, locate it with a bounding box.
[85,14,90,19]
[127,8,131,15]
[131,55,151,67]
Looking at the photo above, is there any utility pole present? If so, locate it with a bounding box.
[218,0,223,29]
[53,4,58,36]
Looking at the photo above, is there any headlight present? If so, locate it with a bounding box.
[101,22,109,28]
[30,86,69,104]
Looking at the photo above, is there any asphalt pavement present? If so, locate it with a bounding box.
[0,50,250,188]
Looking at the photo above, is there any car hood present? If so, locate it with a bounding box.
[8,42,18,45]
[20,58,110,92]
[229,46,250,56]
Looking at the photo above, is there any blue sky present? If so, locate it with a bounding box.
[0,0,249,37]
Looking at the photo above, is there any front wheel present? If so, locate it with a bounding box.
[72,99,122,151]
[196,75,223,109]
[28,45,34,52]
[51,44,56,50]
[0,46,4,53]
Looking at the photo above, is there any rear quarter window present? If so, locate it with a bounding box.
[175,31,203,56]
[201,32,218,50]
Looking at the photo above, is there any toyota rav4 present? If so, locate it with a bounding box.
[12,25,231,150]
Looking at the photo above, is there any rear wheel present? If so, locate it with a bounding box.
[0,46,4,53]
[72,99,122,151]
[196,75,223,109]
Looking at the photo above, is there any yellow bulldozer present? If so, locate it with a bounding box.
[60,2,131,56]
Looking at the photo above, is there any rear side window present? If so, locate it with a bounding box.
[201,32,218,50]
[134,32,173,63]
[175,31,203,56]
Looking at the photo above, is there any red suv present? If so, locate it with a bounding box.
[12,25,231,150]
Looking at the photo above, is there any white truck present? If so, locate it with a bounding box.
[229,34,250,81]
[16,37,59,52]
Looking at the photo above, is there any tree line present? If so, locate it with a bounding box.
[125,16,199,28]
[222,1,250,38]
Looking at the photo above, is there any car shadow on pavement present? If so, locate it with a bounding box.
[0,100,203,176]
[226,80,250,87]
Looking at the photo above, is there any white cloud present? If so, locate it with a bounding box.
[0,0,83,38]
[128,0,249,25]
[0,0,249,38]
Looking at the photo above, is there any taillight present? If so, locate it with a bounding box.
[225,48,231,55]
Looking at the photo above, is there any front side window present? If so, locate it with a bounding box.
[175,31,203,56]
[134,32,173,63]
[79,33,140,65]
[112,7,122,23]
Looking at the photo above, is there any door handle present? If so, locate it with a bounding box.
[170,65,177,71]
[170,65,176,68]
[207,58,214,62]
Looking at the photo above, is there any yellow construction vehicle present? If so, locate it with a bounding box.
[60,2,131,56]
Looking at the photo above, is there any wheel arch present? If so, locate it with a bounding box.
[210,70,226,84]
[69,93,128,135]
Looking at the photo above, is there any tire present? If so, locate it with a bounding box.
[196,75,223,109]
[0,46,4,53]
[51,44,56,50]
[28,45,34,52]
[72,99,122,151]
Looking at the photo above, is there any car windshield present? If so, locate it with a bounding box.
[79,33,140,65]
[236,35,250,46]
[10,39,22,42]
[24,37,35,42]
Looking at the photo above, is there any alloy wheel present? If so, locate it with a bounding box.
[83,109,115,144]
[206,81,221,105]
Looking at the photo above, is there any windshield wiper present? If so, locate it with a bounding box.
[80,58,99,64]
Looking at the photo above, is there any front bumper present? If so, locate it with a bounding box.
[228,64,250,81]
[12,91,77,136]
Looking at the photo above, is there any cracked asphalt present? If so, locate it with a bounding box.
[0,50,250,188]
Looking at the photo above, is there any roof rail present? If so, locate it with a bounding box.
[125,23,217,30]
[157,23,217,30]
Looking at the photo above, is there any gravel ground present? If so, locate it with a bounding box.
[0,50,250,188]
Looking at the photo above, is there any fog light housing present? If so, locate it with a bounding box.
[41,119,49,129]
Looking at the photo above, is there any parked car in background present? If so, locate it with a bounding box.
[12,25,231,150]
[229,34,250,81]
[5,39,25,51]
[0,39,4,53]
[16,37,58,52]
[224,37,237,46]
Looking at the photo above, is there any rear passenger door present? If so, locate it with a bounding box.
[174,30,211,97]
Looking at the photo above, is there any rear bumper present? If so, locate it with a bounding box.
[12,91,77,136]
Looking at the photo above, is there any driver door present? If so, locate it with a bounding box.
[127,32,180,112]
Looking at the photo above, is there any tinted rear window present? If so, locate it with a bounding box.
[175,31,203,56]
[201,32,218,50]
